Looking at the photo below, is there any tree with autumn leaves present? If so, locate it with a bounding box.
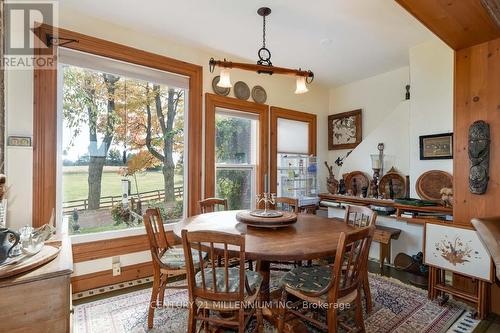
[63,65,185,210]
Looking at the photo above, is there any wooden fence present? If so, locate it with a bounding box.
[63,187,183,214]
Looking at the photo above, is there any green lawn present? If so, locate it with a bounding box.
[63,167,183,202]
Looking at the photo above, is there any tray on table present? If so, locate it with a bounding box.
[0,244,61,279]
[236,210,297,228]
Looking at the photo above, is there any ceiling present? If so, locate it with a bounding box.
[59,0,434,87]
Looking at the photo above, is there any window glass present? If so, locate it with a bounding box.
[61,59,186,235]
[214,111,257,209]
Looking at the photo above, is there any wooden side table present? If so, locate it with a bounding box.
[373,225,401,269]
[0,233,73,332]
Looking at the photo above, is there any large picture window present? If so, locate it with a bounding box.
[59,48,188,234]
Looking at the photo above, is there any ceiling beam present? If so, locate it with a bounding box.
[395,0,500,50]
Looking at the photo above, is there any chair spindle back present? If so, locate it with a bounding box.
[344,205,376,228]
[274,197,299,213]
[182,230,254,303]
[144,208,172,266]
[332,226,374,299]
[198,198,228,213]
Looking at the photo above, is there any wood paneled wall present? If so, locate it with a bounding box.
[395,0,500,50]
[453,38,500,224]
[454,37,500,314]
[394,0,500,315]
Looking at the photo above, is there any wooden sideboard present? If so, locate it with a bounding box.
[0,233,73,333]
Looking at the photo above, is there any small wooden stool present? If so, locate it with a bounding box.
[373,226,401,269]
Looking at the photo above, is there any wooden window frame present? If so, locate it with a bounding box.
[33,24,203,227]
[270,106,317,193]
[204,93,268,201]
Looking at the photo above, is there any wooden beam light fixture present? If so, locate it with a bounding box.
[208,7,314,94]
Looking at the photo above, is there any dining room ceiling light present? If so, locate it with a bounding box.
[210,7,314,94]
[295,76,309,94]
[218,68,232,88]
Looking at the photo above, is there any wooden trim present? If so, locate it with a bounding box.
[211,59,313,77]
[269,107,317,194]
[32,29,57,227]
[32,24,202,227]
[204,93,268,201]
[72,231,178,263]
[395,0,500,50]
[71,262,153,293]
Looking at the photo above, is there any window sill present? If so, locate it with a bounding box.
[70,221,180,244]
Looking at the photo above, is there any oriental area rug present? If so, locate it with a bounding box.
[73,273,468,333]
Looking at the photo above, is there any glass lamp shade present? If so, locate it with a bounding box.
[370,154,381,169]
[294,75,309,94]
[217,68,232,88]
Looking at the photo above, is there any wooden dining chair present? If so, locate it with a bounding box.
[274,197,299,213]
[344,204,376,228]
[199,197,228,213]
[344,205,377,313]
[182,229,263,333]
[278,225,375,333]
[199,197,253,270]
[144,208,203,329]
[270,197,305,271]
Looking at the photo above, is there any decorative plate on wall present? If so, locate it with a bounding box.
[344,171,370,196]
[416,170,453,200]
[251,85,267,104]
[379,168,406,199]
[212,76,230,96]
[234,81,250,100]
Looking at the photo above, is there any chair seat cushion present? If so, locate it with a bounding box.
[195,267,262,294]
[280,265,358,305]
[280,265,332,294]
[160,246,203,269]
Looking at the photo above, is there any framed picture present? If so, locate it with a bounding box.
[328,109,362,150]
[424,222,493,282]
[419,133,453,160]
[7,136,32,147]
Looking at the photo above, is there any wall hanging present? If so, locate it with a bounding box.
[419,133,453,160]
[469,120,490,194]
[328,109,362,150]
[234,81,250,100]
[251,86,267,104]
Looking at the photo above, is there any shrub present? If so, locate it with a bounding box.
[111,203,133,226]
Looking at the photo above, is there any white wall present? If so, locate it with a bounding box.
[408,40,454,197]
[339,101,410,178]
[328,66,409,176]
[327,38,453,196]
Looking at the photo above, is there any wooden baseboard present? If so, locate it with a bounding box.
[71,262,153,293]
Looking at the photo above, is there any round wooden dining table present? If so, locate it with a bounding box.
[173,210,355,300]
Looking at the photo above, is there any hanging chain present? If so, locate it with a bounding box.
[262,14,266,48]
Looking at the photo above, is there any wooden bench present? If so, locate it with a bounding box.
[373,225,401,269]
